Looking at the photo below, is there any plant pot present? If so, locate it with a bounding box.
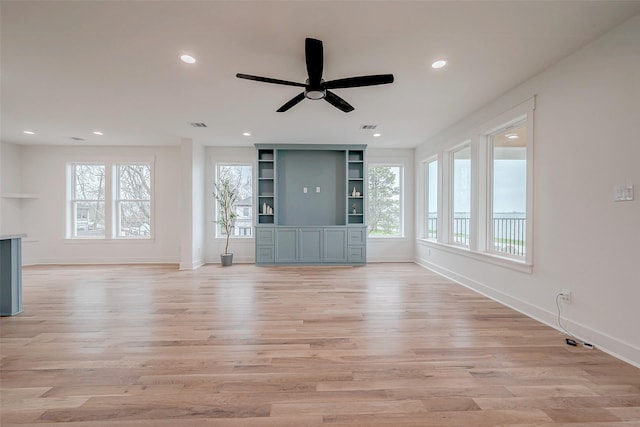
[220,253,233,266]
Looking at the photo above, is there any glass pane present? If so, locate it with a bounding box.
[492,124,527,256]
[118,201,151,237]
[74,164,105,200]
[217,165,252,237]
[118,164,151,200]
[427,160,438,239]
[74,201,105,237]
[452,146,471,246]
[368,165,401,237]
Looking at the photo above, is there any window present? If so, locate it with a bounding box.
[418,97,534,268]
[71,164,106,238]
[216,164,253,238]
[451,145,471,246]
[368,165,402,237]
[115,164,152,238]
[489,122,527,257]
[426,159,438,239]
[68,161,153,239]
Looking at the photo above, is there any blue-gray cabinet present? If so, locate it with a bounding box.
[255,144,367,265]
[256,225,365,265]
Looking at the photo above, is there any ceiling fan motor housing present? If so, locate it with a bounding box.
[305,79,326,100]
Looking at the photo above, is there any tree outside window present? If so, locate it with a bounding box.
[216,164,252,238]
[116,164,152,238]
[72,164,106,237]
[368,165,402,237]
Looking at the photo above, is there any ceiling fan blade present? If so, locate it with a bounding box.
[305,38,323,86]
[325,91,354,113]
[236,73,306,87]
[277,92,306,112]
[324,74,394,89]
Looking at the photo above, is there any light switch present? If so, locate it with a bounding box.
[316,187,321,193]
[303,187,308,193]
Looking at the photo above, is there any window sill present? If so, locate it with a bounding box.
[65,238,155,244]
[417,238,532,274]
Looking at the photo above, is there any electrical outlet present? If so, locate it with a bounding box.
[559,291,572,305]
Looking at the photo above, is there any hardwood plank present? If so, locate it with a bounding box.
[1,263,639,426]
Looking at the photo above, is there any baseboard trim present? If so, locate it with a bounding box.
[415,257,640,369]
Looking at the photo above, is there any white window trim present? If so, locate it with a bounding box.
[422,156,439,241]
[367,163,404,239]
[66,159,155,241]
[447,141,472,248]
[114,162,154,240]
[417,96,535,270]
[214,162,254,239]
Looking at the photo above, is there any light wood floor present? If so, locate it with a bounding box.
[1,263,639,426]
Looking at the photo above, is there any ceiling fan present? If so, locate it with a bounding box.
[236,38,394,113]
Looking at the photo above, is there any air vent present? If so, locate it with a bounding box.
[69,137,85,141]
[190,122,207,128]
[361,125,377,130]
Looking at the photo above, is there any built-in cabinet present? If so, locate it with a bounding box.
[255,144,366,265]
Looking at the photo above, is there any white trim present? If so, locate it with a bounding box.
[413,258,640,369]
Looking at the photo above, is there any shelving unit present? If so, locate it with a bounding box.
[2,193,38,199]
[347,149,365,225]
[255,144,366,265]
[257,149,275,224]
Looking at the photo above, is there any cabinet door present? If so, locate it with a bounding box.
[299,228,323,263]
[256,246,274,264]
[275,228,298,262]
[323,228,347,263]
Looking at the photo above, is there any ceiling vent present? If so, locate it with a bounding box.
[190,122,207,128]
[69,137,85,141]
[361,125,377,130]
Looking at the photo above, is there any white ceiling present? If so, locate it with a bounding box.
[2,1,639,149]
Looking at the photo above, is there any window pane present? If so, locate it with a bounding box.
[74,201,105,237]
[118,164,151,200]
[368,165,402,237]
[118,201,151,237]
[427,160,438,239]
[116,163,152,239]
[452,146,471,246]
[492,124,526,256]
[217,164,252,238]
[72,164,105,238]
[74,164,105,200]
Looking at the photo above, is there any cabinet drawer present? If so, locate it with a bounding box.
[256,228,275,245]
[347,246,365,263]
[347,228,366,245]
[256,246,274,263]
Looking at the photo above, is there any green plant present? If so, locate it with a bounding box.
[214,178,239,254]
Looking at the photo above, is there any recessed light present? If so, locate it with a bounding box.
[431,60,447,69]
[93,131,103,135]
[243,132,251,136]
[506,133,519,139]
[23,130,35,135]
[180,54,196,64]
[373,133,381,137]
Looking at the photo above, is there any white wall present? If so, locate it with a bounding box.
[414,15,640,366]
[18,145,181,265]
[0,142,24,235]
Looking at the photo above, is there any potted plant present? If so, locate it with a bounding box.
[214,177,238,266]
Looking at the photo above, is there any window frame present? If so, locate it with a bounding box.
[417,97,535,271]
[67,160,154,241]
[367,163,404,239]
[424,157,438,240]
[69,163,107,239]
[449,142,472,248]
[114,162,153,239]
[214,162,254,239]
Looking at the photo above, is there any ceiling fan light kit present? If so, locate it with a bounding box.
[236,38,394,113]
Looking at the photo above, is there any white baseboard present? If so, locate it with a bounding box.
[415,257,640,369]
[23,257,179,266]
